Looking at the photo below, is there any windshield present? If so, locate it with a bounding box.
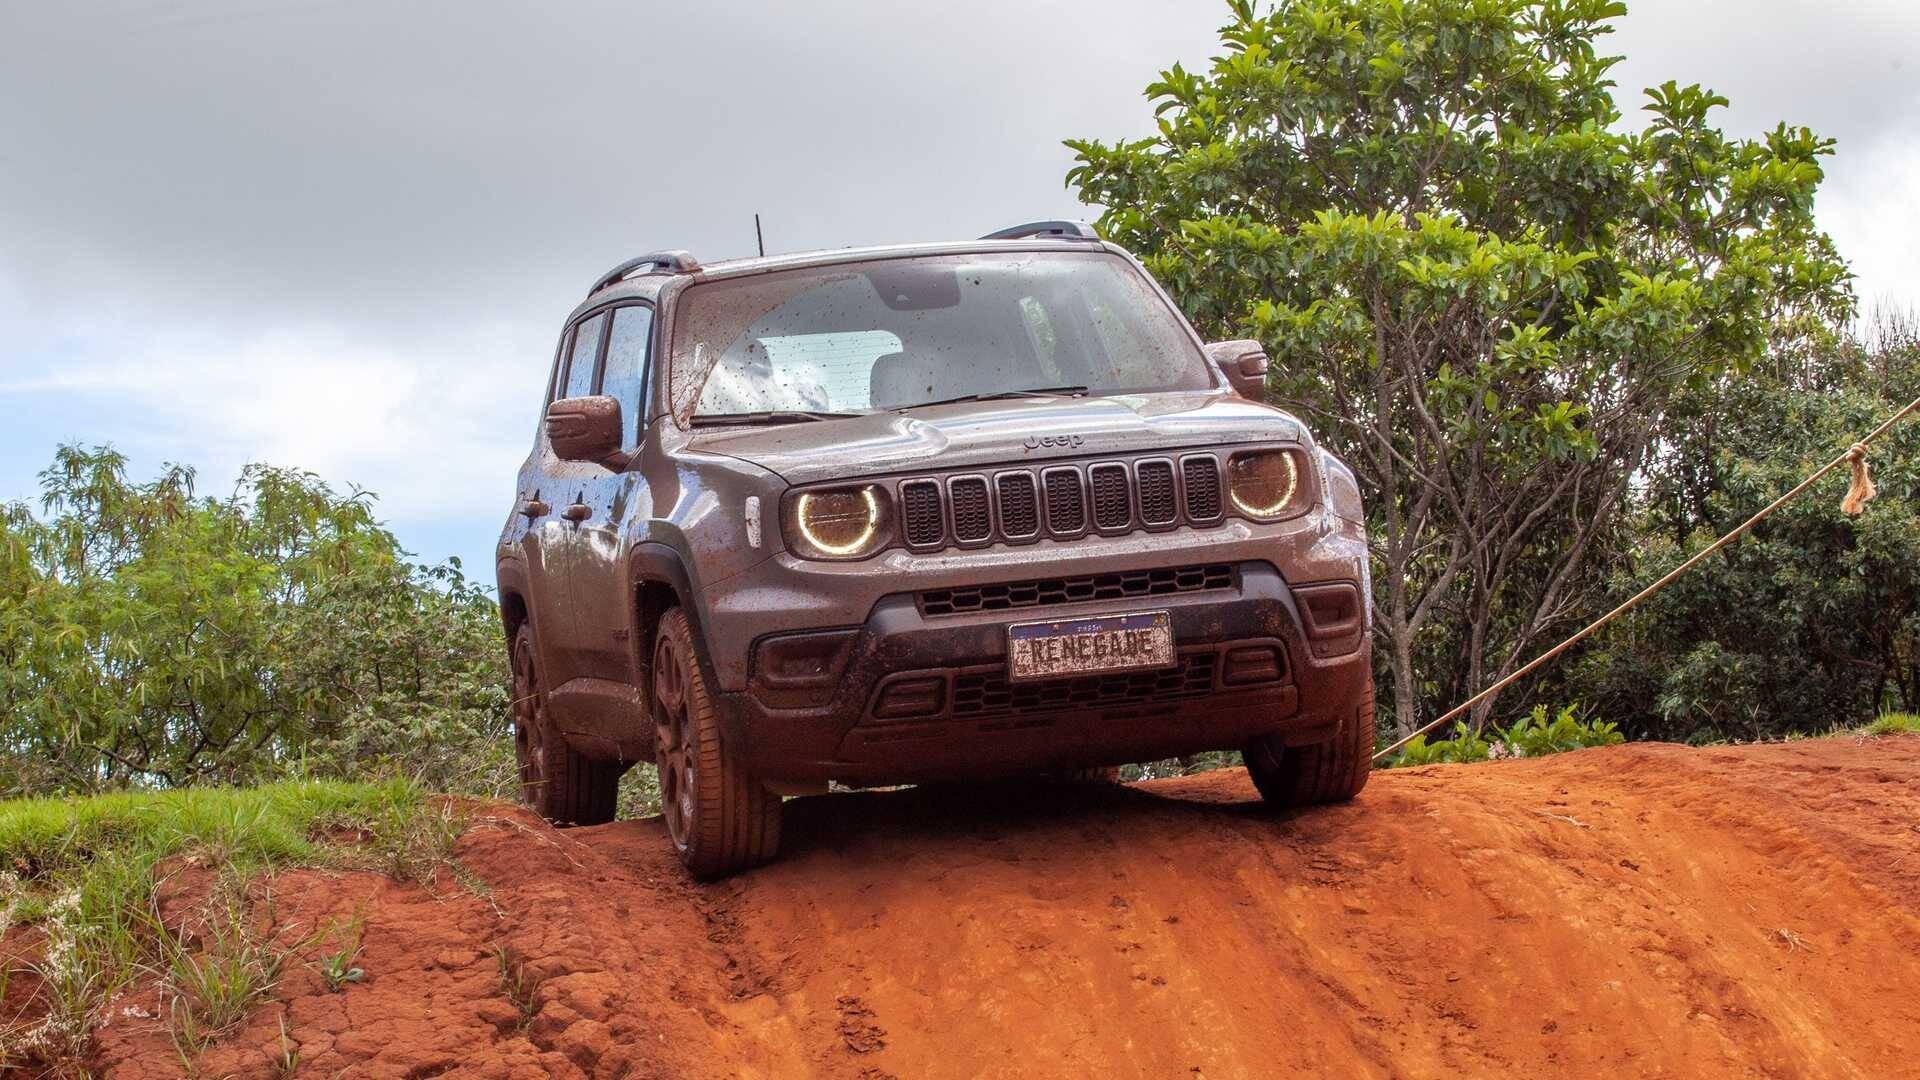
[668,251,1214,422]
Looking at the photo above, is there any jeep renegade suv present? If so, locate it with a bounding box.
[497,221,1375,877]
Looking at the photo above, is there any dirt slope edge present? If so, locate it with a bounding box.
[89,737,1920,1079]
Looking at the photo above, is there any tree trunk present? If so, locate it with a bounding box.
[1390,630,1417,738]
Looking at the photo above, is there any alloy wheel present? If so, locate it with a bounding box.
[653,630,696,849]
[511,632,551,808]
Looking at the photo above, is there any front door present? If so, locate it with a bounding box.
[556,303,656,683]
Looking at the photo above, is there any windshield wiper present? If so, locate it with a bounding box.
[895,385,1091,412]
[689,410,859,427]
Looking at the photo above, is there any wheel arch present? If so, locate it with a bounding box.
[627,542,729,718]
[501,589,530,641]
[496,557,533,642]
[630,539,700,648]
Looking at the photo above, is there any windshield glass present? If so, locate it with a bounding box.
[668,251,1214,422]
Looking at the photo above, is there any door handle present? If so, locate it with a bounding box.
[562,502,591,522]
[520,498,551,519]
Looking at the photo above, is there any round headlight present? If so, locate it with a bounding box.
[784,485,894,560]
[1227,450,1304,521]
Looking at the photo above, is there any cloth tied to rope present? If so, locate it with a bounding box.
[1843,442,1878,516]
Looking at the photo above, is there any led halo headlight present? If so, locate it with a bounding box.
[1227,450,1306,521]
[782,484,894,560]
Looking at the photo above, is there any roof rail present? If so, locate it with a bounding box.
[979,220,1101,241]
[589,250,701,296]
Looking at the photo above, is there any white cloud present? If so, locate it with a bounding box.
[3,0,1917,575]
[1,310,539,546]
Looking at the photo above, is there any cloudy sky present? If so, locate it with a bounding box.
[4,0,1918,578]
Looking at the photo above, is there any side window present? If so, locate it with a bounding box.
[562,312,608,399]
[602,306,653,443]
[546,327,571,404]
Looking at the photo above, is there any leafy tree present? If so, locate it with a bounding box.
[1558,326,1920,741]
[0,446,511,796]
[1066,0,1853,734]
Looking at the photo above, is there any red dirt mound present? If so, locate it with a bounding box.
[72,737,1920,1077]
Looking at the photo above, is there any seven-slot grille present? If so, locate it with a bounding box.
[899,455,1224,550]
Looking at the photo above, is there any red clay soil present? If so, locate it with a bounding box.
[39,736,1920,1077]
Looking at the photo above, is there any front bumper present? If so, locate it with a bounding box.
[707,557,1371,786]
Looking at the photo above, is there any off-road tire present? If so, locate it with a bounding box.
[1244,679,1375,807]
[511,625,623,826]
[652,608,782,878]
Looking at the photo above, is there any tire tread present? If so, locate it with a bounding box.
[660,609,782,877]
[1246,680,1375,807]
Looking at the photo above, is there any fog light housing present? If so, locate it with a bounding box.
[872,675,946,720]
[1222,645,1286,686]
[749,629,859,709]
[1295,582,1365,658]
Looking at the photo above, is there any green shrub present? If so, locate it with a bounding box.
[1552,332,1920,743]
[1389,705,1622,768]
[1501,704,1625,757]
[0,446,511,799]
[1391,724,1494,768]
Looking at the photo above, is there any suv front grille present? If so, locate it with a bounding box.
[1183,456,1222,521]
[920,563,1235,616]
[1043,468,1085,533]
[899,455,1223,550]
[1137,460,1176,525]
[950,477,992,543]
[901,480,944,547]
[997,473,1039,537]
[952,651,1217,719]
[1090,464,1130,530]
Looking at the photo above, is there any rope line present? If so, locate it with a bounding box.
[1371,392,1920,764]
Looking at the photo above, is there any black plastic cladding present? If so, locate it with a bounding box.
[919,563,1236,617]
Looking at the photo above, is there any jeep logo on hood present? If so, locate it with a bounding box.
[1023,434,1086,452]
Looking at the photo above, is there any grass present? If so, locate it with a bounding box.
[493,945,540,1033]
[313,903,368,992]
[162,888,298,1063]
[1860,712,1920,737]
[0,779,466,1072]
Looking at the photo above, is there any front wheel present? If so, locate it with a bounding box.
[651,608,782,878]
[1244,679,1375,807]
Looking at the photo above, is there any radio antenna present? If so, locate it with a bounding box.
[754,213,766,257]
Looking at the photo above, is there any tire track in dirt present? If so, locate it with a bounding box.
[706,738,1920,1079]
[80,736,1920,1078]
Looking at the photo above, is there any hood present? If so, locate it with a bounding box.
[685,390,1309,485]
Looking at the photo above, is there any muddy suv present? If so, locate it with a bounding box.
[497,221,1375,876]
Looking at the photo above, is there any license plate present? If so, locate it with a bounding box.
[1006,611,1175,682]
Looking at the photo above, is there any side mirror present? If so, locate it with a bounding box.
[546,395,627,466]
[1204,339,1270,401]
